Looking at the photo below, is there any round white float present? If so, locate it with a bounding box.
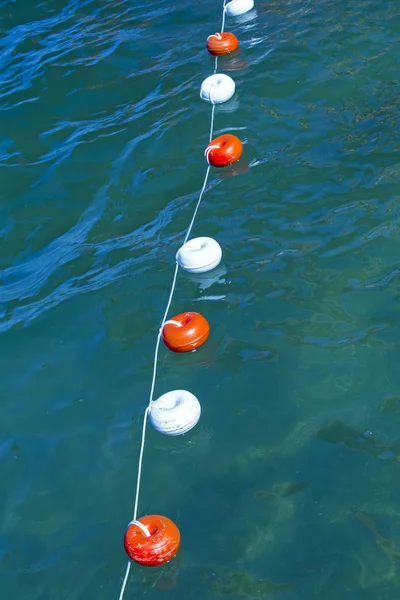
[225,0,255,17]
[200,74,235,104]
[149,390,201,436]
[176,237,222,274]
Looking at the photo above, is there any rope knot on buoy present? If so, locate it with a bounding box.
[128,519,151,537]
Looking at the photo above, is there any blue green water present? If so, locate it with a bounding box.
[2,0,400,597]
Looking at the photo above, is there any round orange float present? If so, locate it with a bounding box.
[205,134,243,168]
[162,312,210,353]
[206,32,239,56]
[124,515,180,567]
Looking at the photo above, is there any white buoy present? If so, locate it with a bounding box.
[200,74,235,104]
[176,237,222,273]
[225,0,255,17]
[149,390,201,436]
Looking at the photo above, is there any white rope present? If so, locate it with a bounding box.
[207,32,222,41]
[209,103,216,140]
[128,520,151,537]
[221,0,228,33]
[183,166,211,245]
[119,564,131,600]
[162,319,184,328]
[117,2,228,598]
[205,144,220,164]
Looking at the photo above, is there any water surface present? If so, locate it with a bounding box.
[2,0,400,598]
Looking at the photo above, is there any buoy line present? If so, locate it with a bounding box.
[117,0,255,597]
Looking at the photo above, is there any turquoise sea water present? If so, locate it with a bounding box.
[2,0,400,597]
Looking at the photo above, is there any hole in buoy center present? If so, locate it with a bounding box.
[142,524,158,537]
[130,520,152,538]
[217,77,224,85]
[189,241,203,251]
[162,396,183,409]
[149,525,159,536]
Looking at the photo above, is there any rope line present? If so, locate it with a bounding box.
[162,319,184,328]
[128,520,151,538]
[117,1,228,598]
[221,7,227,34]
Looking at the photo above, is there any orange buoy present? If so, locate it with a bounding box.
[205,134,243,168]
[124,515,180,567]
[206,32,239,56]
[162,312,210,353]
